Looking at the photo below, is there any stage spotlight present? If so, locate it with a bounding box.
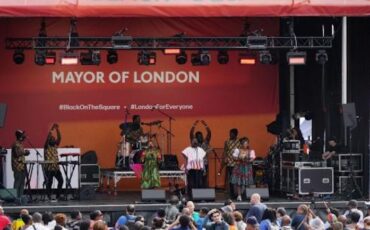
[176,51,187,65]
[107,50,118,64]
[34,50,46,65]
[259,50,272,64]
[286,51,306,65]
[138,51,156,65]
[191,51,210,66]
[80,50,101,65]
[61,52,79,65]
[45,52,56,65]
[13,50,25,64]
[315,50,328,65]
[217,51,229,64]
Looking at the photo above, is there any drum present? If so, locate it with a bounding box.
[129,149,144,164]
[117,142,131,157]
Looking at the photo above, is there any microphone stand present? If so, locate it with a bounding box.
[26,138,42,201]
[157,123,175,160]
[153,108,175,154]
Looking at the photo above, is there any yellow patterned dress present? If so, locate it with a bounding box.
[141,148,161,189]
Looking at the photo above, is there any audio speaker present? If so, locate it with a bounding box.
[0,188,17,202]
[0,104,7,128]
[299,167,333,195]
[342,103,357,130]
[191,188,215,201]
[141,189,166,201]
[245,188,270,200]
[79,185,96,200]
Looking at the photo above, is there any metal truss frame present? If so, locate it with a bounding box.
[5,36,333,50]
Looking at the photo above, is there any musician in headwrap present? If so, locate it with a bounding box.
[44,123,63,200]
[11,130,30,198]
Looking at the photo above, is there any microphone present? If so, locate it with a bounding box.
[124,106,130,115]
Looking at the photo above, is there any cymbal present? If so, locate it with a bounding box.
[141,120,163,126]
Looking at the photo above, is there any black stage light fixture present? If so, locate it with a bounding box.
[107,50,118,64]
[176,51,187,65]
[217,51,229,64]
[315,49,328,65]
[34,50,46,65]
[137,51,156,65]
[259,50,272,64]
[191,51,211,66]
[13,50,25,64]
[80,50,101,65]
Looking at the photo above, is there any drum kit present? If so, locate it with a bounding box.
[115,120,162,169]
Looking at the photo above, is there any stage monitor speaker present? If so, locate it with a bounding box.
[81,151,98,164]
[342,103,357,130]
[141,189,166,202]
[0,104,7,128]
[245,188,269,200]
[0,188,17,202]
[299,167,333,195]
[79,185,96,200]
[191,188,215,201]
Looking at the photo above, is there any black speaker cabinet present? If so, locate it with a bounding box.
[191,188,215,201]
[141,189,166,201]
[299,167,333,195]
[245,188,269,200]
[81,164,100,185]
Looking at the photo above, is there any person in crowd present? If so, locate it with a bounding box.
[276,207,287,227]
[155,210,167,226]
[232,211,245,230]
[167,215,196,230]
[331,222,344,230]
[55,213,68,230]
[42,212,55,230]
[0,206,11,230]
[182,139,206,196]
[11,209,29,230]
[345,211,361,230]
[186,201,199,222]
[44,123,64,200]
[221,200,235,214]
[246,193,267,223]
[89,211,103,230]
[337,215,347,228]
[245,216,259,230]
[20,215,32,230]
[79,220,91,230]
[204,209,228,230]
[196,208,208,230]
[220,129,240,198]
[152,217,165,230]
[25,213,48,230]
[291,204,309,230]
[93,221,107,230]
[363,216,370,230]
[344,200,364,222]
[322,136,344,162]
[11,130,30,198]
[141,141,161,189]
[259,208,278,230]
[67,211,82,230]
[230,137,255,201]
[189,120,211,186]
[280,215,292,230]
[222,213,236,230]
[165,196,180,224]
[115,205,137,230]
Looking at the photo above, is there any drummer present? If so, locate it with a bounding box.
[126,115,144,148]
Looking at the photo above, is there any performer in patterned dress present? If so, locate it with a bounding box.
[222,128,240,198]
[141,141,161,189]
[44,123,64,200]
[230,137,255,201]
[11,130,30,198]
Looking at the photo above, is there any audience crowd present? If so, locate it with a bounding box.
[1,194,370,230]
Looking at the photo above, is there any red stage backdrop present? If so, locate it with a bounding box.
[0,18,279,189]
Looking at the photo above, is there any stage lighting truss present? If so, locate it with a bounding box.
[6,36,333,51]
